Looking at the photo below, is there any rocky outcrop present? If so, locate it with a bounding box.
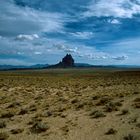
[61,54,74,67]
[50,54,75,68]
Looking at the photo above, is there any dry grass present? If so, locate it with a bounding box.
[0,68,140,140]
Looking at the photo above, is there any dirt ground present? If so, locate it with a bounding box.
[0,68,140,140]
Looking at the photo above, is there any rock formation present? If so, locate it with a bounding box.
[50,54,75,68]
[61,54,74,67]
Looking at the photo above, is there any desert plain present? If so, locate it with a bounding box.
[0,68,140,140]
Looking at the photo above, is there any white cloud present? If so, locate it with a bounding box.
[83,0,140,18]
[53,44,78,53]
[16,34,39,41]
[53,43,111,60]
[108,19,121,24]
[34,52,42,55]
[17,52,24,55]
[0,0,66,37]
[53,43,127,62]
[70,32,94,39]
[112,55,128,60]
[79,52,109,60]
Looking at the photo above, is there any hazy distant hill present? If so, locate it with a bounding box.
[0,64,49,70]
[0,53,140,70]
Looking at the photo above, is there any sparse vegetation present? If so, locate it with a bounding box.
[0,69,140,139]
[96,96,112,106]
[133,92,139,95]
[18,108,28,115]
[30,122,49,133]
[42,111,53,117]
[121,109,129,115]
[136,123,140,128]
[10,128,23,134]
[1,112,14,118]
[133,98,140,108]
[92,95,100,100]
[104,102,119,112]
[0,132,9,140]
[61,125,69,135]
[7,102,20,108]
[89,110,106,118]
[123,133,139,140]
[0,121,6,128]
[105,128,117,135]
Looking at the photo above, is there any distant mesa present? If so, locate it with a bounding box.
[61,54,75,67]
[50,54,75,68]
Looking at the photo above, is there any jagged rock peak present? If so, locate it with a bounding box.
[61,54,74,67]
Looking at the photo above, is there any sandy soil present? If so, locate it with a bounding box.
[0,69,140,140]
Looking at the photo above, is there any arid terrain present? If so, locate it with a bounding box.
[0,68,140,140]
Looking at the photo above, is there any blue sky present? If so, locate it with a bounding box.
[0,0,140,65]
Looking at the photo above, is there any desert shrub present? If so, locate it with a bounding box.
[29,105,37,112]
[0,132,9,140]
[7,102,20,108]
[1,112,14,118]
[121,109,129,115]
[60,114,67,118]
[133,92,139,95]
[96,96,112,106]
[89,110,106,118]
[89,110,98,116]
[10,128,23,134]
[104,102,118,112]
[61,125,69,134]
[30,122,49,133]
[136,123,140,128]
[119,94,124,98]
[133,98,140,102]
[71,99,78,104]
[105,128,117,135]
[27,117,42,125]
[133,98,140,108]
[133,103,140,108]
[114,101,123,106]
[18,109,28,115]
[34,96,43,100]
[129,117,137,124]
[0,121,6,128]
[57,107,66,112]
[123,133,139,140]
[76,103,84,110]
[92,96,100,100]
[42,111,53,117]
